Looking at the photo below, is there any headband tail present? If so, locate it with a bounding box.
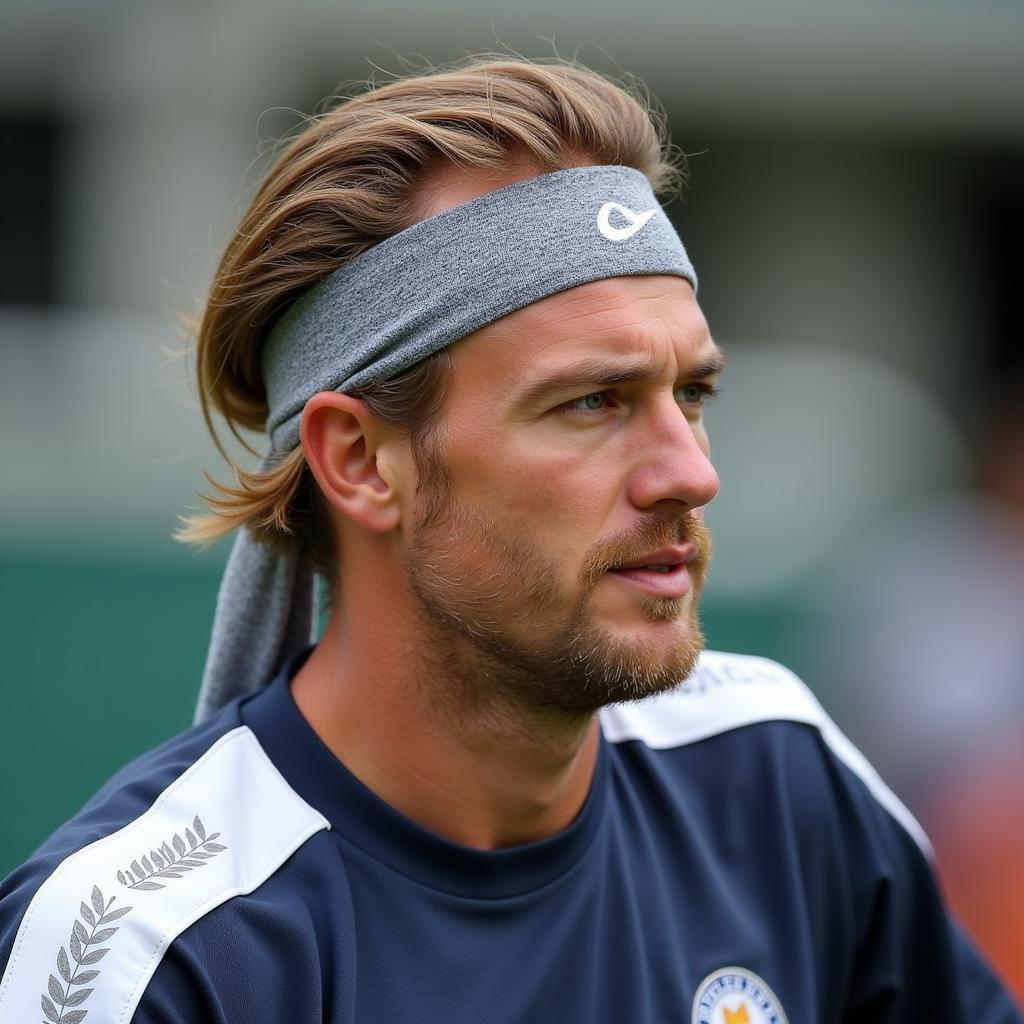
[194,523,316,723]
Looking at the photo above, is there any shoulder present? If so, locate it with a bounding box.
[0,708,329,1024]
[599,649,930,855]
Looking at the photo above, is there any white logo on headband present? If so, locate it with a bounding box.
[597,201,656,242]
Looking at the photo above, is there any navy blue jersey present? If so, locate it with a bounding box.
[1,648,1019,1023]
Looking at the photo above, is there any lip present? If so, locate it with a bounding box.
[606,562,692,598]
[612,545,697,571]
[605,545,697,599]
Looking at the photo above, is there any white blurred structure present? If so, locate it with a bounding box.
[703,344,971,597]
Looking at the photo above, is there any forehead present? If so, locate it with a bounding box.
[448,274,717,387]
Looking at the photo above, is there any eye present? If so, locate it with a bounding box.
[677,382,720,406]
[564,392,611,413]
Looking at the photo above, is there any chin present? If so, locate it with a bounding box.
[559,613,706,710]
[596,587,696,633]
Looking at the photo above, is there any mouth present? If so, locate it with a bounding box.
[605,545,697,599]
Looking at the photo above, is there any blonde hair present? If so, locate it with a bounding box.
[175,54,684,587]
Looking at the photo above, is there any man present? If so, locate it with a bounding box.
[1,57,1020,1023]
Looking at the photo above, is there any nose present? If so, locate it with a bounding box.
[626,401,720,513]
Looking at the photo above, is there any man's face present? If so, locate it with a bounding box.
[403,274,723,715]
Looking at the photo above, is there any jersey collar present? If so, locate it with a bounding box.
[240,645,612,899]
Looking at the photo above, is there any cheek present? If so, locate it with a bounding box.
[450,430,620,534]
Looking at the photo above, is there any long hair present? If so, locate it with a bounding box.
[174,55,684,588]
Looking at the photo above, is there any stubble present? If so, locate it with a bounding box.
[405,462,712,724]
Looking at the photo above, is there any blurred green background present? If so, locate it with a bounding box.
[2,0,1023,996]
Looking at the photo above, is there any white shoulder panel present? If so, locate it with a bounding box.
[0,726,329,1024]
[599,650,826,748]
[599,650,931,855]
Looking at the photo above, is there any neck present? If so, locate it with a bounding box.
[291,597,601,851]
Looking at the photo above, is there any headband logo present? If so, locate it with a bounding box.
[597,201,656,242]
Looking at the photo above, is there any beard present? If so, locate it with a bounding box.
[405,461,712,719]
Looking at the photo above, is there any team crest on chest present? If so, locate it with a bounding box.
[691,967,789,1024]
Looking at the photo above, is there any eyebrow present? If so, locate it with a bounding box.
[514,348,726,408]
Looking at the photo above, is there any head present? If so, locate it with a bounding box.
[180,56,718,716]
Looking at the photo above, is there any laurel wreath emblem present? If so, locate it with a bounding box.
[40,815,225,1022]
[41,884,131,1024]
[117,815,227,891]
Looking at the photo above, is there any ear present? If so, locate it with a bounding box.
[300,392,406,533]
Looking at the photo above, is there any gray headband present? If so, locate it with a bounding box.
[195,164,698,721]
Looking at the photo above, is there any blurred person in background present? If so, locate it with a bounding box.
[0,56,1020,1023]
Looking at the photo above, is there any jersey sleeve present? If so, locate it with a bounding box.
[0,726,328,1024]
[124,940,225,1023]
[817,732,1023,1023]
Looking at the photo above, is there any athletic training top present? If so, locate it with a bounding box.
[1,648,1020,1023]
